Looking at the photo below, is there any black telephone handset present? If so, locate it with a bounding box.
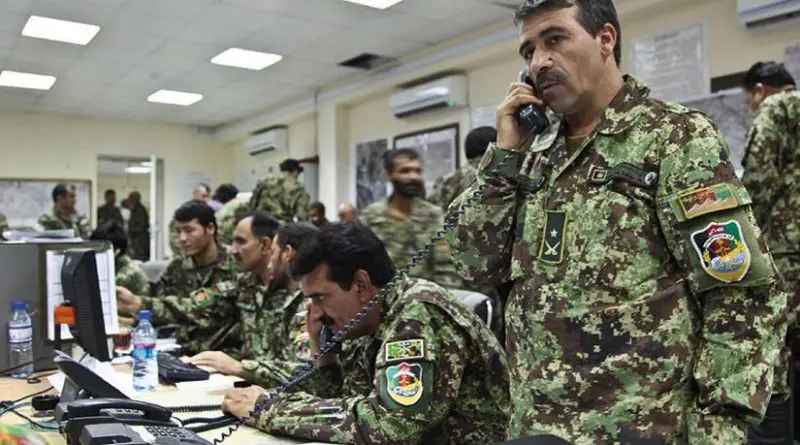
[320,324,342,354]
[517,67,550,135]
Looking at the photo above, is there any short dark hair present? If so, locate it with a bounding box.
[308,201,325,213]
[52,184,69,202]
[465,126,497,160]
[276,222,319,251]
[199,183,211,194]
[91,220,128,254]
[104,189,116,197]
[174,200,216,232]
[514,0,621,66]
[291,222,396,290]
[212,184,239,204]
[743,62,796,90]
[384,148,421,173]
[242,211,280,240]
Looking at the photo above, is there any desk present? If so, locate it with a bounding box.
[0,368,311,445]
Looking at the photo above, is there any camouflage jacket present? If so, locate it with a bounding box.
[254,278,509,445]
[447,75,786,443]
[0,212,9,239]
[97,204,123,228]
[742,89,800,256]
[140,245,239,356]
[360,198,464,290]
[36,208,91,238]
[429,158,480,211]
[249,176,310,223]
[115,254,149,298]
[127,203,150,261]
[216,197,249,246]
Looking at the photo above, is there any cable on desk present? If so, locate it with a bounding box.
[11,385,54,404]
[0,402,59,431]
[26,370,58,385]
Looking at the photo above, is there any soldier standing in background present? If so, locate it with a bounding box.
[37,184,91,238]
[429,126,497,211]
[741,61,799,445]
[307,201,329,229]
[360,149,463,290]
[337,203,358,222]
[216,196,250,246]
[127,191,150,261]
[97,189,123,228]
[249,158,310,223]
[91,221,149,297]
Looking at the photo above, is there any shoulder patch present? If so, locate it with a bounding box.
[385,362,424,406]
[385,339,425,362]
[678,183,738,219]
[691,220,751,282]
[192,290,210,304]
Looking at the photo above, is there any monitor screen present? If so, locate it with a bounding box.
[61,249,110,362]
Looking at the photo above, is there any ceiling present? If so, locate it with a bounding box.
[0,0,516,127]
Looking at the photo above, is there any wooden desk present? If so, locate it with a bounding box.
[0,369,310,445]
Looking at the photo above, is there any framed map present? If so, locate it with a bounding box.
[393,124,460,195]
[352,138,390,210]
[0,179,92,229]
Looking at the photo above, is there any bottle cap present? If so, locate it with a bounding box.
[138,309,151,321]
[12,301,27,311]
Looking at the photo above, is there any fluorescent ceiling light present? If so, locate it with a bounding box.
[0,70,56,90]
[210,48,283,70]
[147,89,203,106]
[140,161,153,167]
[340,0,404,9]
[22,15,100,45]
[125,166,151,174]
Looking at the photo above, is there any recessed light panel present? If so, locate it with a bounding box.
[341,0,404,9]
[0,70,57,90]
[147,90,203,106]
[211,48,283,70]
[22,15,100,45]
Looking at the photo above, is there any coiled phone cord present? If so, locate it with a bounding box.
[210,130,541,444]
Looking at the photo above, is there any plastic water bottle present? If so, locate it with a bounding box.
[8,301,34,379]
[131,310,158,392]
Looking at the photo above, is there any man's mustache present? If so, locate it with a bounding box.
[535,70,565,89]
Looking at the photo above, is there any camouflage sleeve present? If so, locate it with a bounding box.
[238,358,306,388]
[294,188,310,221]
[118,263,150,297]
[256,300,468,444]
[741,100,787,227]
[36,214,54,231]
[430,210,464,290]
[248,181,264,211]
[142,282,237,328]
[656,113,786,425]
[446,144,522,285]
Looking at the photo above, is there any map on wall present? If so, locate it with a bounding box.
[353,138,390,210]
[0,179,92,228]
[681,88,753,177]
[394,124,459,196]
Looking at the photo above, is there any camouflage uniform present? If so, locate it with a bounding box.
[167,219,181,256]
[742,89,800,398]
[446,75,786,444]
[429,158,480,211]
[249,176,310,223]
[115,254,149,298]
[0,211,9,239]
[252,278,509,445]
[36,208,91,238]
[97,204,123,228]
[139,246,239,356]
[360,198,464,290]
[128,203,150,261]
[216,197,249,246]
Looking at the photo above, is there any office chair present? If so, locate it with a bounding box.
[450,289,493,328]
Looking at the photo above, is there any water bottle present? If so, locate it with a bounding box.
[8,301,34,379]
[131,310,158,392]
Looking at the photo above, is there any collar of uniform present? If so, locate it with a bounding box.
[51,207,74,223]
[182,242,230,270]
[593,74,651,135]
[467,157,481,169]
[281,287,304,312]
[378,275,410,323]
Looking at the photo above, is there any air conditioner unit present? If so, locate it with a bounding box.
[390,75,468,118]
[245,126,288,155]
[738,0,800,31]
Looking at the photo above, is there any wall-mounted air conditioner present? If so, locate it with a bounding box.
[738,0,800,31]
[389,74,468,118]
[245,126,288,155]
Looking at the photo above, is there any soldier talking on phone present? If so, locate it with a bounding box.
[446,0,787,443]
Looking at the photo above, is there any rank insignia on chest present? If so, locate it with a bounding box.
[678,183,739,219]
[386,362,424,406]
[385,339,425,362]
[691,220,751,282]
[539,211,567,264]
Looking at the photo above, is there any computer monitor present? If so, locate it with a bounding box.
[61,249,110,362]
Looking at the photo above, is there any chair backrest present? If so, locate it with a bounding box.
[141,260,170,283]
[449,289,493,328]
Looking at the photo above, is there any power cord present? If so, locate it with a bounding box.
[0,402,59,431]
[209,129,541,445]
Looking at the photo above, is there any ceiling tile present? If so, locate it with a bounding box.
[193,3,281,32]
[116,0,219,21]
[350,11,437,43]
[0,13,28,50]
[174,21,253,46]
[30,0,125,25]
[247,16,345,44]
[0,0,36,15]
[89,31,165,54]
[105,12,190,40]
[2,52,75,76]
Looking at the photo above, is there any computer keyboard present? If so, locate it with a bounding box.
[157,353,210,384]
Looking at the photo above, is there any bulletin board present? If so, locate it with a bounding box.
[393,124,460,194]
[0,179,92,229]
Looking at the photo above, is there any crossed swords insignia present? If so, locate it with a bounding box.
[544,238,560,256]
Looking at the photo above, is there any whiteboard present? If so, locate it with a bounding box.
[630,22,710,102]
[0,179,92,229]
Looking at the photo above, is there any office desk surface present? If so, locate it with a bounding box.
[0,369,318,445]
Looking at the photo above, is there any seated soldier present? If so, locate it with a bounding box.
[90,220,149,297]
[222,222,510,445]
[116,200,238,356]
[188,218,319,387]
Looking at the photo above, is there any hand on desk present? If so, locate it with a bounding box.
[187,351,243,375]
[116,286,143,314]
[222,385,266,419]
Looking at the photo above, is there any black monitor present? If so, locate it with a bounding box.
[61,249,110,362]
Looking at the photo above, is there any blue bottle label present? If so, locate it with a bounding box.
[9,325,32,344]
